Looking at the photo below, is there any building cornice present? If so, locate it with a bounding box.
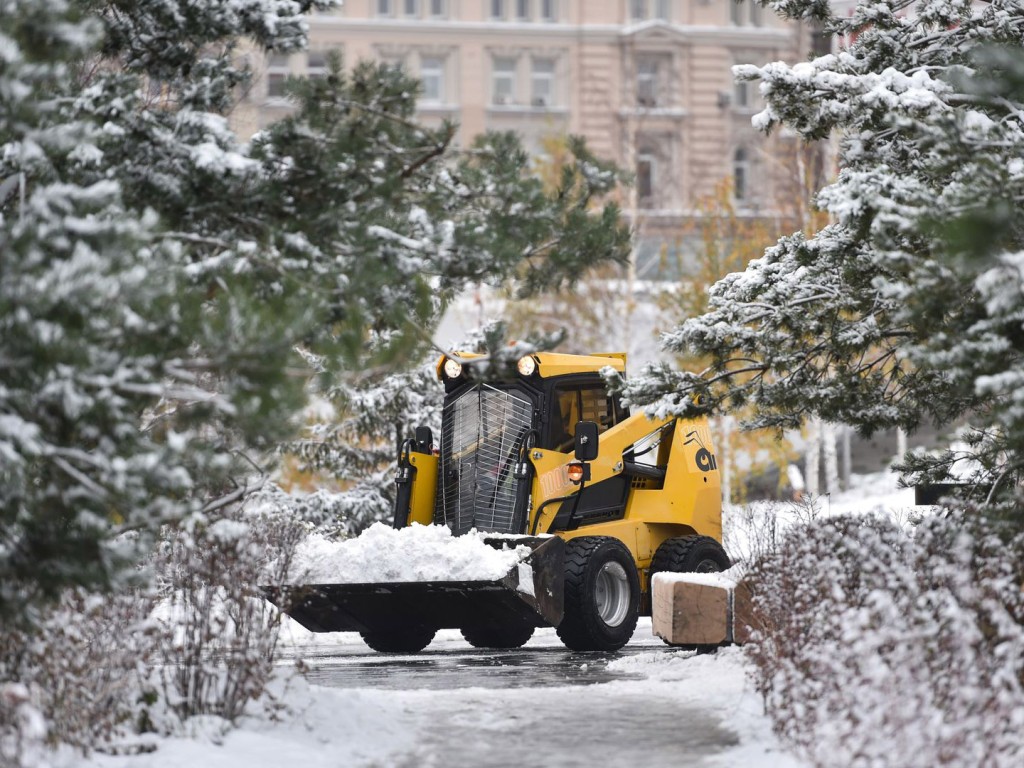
[308,18,794,47]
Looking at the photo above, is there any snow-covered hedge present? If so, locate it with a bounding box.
[745,513,1024,766]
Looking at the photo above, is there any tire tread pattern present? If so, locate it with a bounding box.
[649,535,730,577]
[556,536,640,652]
[360,627,436,653]
[461,622,535,649]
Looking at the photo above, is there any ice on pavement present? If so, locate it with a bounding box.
[288,522,535,583]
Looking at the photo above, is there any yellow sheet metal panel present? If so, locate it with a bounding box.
[407,453,438,526]
[525,412,673,535]
[626,418,722,542]
[533,352,626,377]
[558,520,642,563]
[526,447,578,534]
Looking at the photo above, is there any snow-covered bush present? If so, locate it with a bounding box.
[745,513,1024,766]
[152,501,307,722]
[0,589,159,759]
[1,683,48,768]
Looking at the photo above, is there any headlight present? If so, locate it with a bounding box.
[517,355,537,376]
[443,358,463,379]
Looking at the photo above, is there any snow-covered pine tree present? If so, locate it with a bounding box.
[622,0,1024,520]
[284,358,445,535]
[0,0,209,621]
[1,0,630,624]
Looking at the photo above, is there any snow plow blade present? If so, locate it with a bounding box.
[262,535,564,633]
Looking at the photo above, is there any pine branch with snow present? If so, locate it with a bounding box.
[623,0,1024,521]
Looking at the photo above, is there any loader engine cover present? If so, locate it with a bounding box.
[436,382,534,536]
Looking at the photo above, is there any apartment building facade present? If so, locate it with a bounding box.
[234,1,814,277]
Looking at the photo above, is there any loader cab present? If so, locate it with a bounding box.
[431,352,628,536]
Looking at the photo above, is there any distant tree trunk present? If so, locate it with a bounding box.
[823,422,839,494]
[719,415,733,507]
[896,427,907,464]
[840,425,852,490]
[805,417,821,496]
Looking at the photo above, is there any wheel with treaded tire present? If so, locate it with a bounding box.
[649,535,730,579]
[460,620,535,649]
[648,535,731,649]
[556,536,640,652]
[360,626,436,653]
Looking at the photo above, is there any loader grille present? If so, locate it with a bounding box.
[437,383,533,535]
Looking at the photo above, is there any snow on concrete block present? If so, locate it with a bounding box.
[652,571,754,646]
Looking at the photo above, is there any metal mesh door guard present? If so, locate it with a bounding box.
[437,384,533,535]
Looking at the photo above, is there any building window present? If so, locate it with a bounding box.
[531,58,555,107]
[307,50,331,79]
[380,53,407,71]
[540,0,556,21]
[491,0,506,20]
[430,0,447,17]
[636,56,661,107]
[750,2,763,26]
[630,0,667,20]
[734,57,755,108]
[420,56,444,103]
[267,53,290,98]
[731,1,762,26]
[734,77,749,108]
[377,0,393,16]
[516,0,530,20]
[492,57,517,104]
[404,0,419,16]
[734,147,749,202]
[637,152,656,206]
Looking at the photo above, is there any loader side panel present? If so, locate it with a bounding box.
[406,453,438,526]
[626,419,722,540]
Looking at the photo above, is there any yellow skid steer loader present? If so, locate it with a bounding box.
[265,351,729,652]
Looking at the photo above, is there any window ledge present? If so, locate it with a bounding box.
[417,102,460,112]
[487,104,569,114]
[619,107,687,118]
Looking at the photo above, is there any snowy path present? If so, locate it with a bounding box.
[82,620,804,768]
[264,620,804,768]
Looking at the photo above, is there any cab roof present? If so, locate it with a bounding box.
[436,351,626,380]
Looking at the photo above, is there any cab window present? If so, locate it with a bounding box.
[548,384,622,452]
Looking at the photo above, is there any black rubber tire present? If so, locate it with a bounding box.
[649,535,731,579]
[556,536,641,652]
[360,626,436,653]
[460,620,535,649]
[649,535,731,650]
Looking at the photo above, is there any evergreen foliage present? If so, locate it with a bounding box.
[0,0,630,623]
[623,0,1024,518]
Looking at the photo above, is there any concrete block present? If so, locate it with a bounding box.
[651,572,754,646]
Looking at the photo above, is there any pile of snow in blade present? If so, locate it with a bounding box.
[288,523,533,584]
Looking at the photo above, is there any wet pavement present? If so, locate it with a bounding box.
[280,625,743,767]
[296,644,651,690]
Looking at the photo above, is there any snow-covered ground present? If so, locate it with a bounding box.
[77,469,920,768]
[81,622,804,768]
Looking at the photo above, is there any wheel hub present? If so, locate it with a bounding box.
[594,561,630,627]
